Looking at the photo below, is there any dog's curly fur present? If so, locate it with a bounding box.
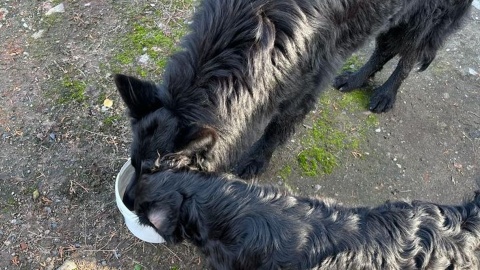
[115,0,473,209]
[135,169,480,270]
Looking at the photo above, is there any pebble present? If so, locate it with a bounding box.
[473,0,480,10]
[31,29,45,39]
[51,222,58,229]
[56,259,77,270]
[0,8,8,21]
[469,130,480,139]
[468,68,478,76]
[46,3,65,16]
[138,53,150,64]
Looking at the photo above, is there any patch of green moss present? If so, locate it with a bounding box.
[1,194,17,214]
[297,87,379,176]
[298,147,337,176]
[278,165,292,180]
[57,77,87,104]
[112,2,194,77]
[337,89,370,111]
[115,23,175,66]
[103,115,121,127]
[341,54,364,72]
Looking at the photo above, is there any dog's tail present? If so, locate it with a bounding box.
[457,191,480,241]
[409,192,480,268]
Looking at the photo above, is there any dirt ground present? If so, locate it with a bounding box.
[0,1,479,269]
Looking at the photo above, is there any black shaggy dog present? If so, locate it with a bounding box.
[135,169,480,270]
[116,0,473,209]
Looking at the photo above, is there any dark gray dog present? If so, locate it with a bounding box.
[135,169,480,270]
[333,1,473,113]
[116,0,473,209]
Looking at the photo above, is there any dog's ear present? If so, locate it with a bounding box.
[146,191,183,236]
[114,74,162,119]
[175,125,218,155]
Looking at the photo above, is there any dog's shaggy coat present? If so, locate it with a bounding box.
[135,169,480,270]
[116,0,473,209]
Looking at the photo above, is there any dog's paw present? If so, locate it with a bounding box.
[235,156,269,180]
[333,71,365,92]
[369,88,396,113]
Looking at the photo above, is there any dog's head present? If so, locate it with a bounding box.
[114,74,218,210]
[134,173,184,243]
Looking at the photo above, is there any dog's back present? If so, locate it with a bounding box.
[135,170,480,269]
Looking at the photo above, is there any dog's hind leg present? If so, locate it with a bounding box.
[369,54,416,113]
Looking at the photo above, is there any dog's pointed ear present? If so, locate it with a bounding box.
[146,191,183,237]
[176,125,218,155]
[114,74,162,119]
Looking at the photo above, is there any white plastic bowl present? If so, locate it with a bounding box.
[115,159,165,243]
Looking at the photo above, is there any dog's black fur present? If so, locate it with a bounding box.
[116,0,473,209]
[135,169,480,270]
[333,1,473,113]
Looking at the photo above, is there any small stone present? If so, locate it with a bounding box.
[138,53,150,64]
[46,3,65,16]
[50,222,58,229]
[443,93,449,99]
[375,128,381,133]
[31,30,45,39]
[468,68,478,76]
[56,259,77,270]
[44,207,52,215]
[0,8,8,20]
[473,0,480,11]
[468,130,480,139]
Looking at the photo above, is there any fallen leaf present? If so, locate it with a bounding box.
[32,189,40,200]
[103,98,113,108]
[11,255,19,266]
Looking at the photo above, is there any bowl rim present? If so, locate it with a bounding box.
[115,159,165,243]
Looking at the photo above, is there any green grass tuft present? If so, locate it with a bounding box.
[57,77,87,104]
